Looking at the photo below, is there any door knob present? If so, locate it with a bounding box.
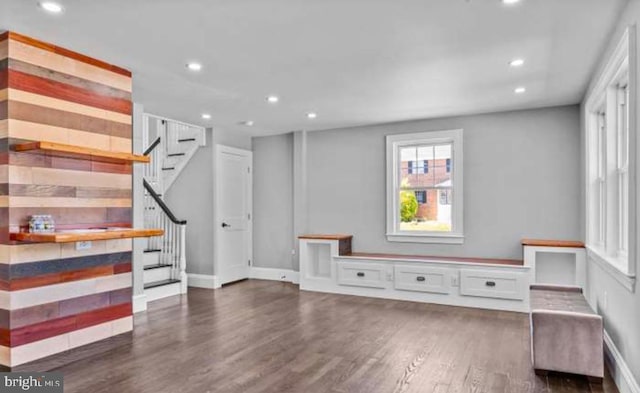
[221,222,231,228]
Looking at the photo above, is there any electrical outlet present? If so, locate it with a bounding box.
[451,276,460,287]
[76,241,92,251]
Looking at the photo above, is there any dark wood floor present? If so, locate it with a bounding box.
[58,280,619,393]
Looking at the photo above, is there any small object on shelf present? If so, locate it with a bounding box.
[29,215,56,233]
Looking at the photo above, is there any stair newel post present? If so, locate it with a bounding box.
[179,223,187,293]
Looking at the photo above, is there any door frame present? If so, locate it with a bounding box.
[213,144,253,288]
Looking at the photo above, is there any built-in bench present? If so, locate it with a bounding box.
[522,238,586,288]
[529,285,603,383]
[299,234,531,312]
[299,234,588,313]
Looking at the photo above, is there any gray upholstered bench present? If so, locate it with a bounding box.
[529,285,604,383]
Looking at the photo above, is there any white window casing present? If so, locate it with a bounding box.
[584,26,636,290]
[386,129,464,244]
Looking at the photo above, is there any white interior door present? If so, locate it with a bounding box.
[215,145,252,285]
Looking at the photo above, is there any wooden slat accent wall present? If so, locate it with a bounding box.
[0,32,133,369]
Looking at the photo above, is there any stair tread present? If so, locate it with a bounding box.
[144,263,173,270]
[144,249,162,253]
[144,279,180,289]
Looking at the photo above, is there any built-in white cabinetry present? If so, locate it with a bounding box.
[459,269,526,301]
[393,265,452,294]
[299,236,532,313]
[337,262,387,289]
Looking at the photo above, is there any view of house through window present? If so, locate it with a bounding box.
[399,143,453,232]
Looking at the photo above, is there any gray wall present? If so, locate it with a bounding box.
[165,127,252,276]
[307,105,581,260]
[581,0,640,384]
[252,105,581,268]
[252,134,294,269]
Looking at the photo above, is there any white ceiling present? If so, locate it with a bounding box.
[0,0,628,136]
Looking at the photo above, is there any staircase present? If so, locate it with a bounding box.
[141,114,206,301]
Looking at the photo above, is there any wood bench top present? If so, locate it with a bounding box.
[521,239,585,248]
[341,252,523,266]
[298,234,353,241]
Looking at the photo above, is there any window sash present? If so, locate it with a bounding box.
[396,143,454,233]
[616,83,629,255]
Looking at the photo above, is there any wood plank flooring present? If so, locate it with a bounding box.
[56,280,619,393]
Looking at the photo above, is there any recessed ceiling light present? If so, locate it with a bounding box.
[509,58,525,67]
[502,0,521,4]
[240,120,254,126]
[514,87,526,94]
[201,113,211,120]
[186,62,202,71]
[266,95,279,103]
[306,112,317,119]
[38,1,64,13]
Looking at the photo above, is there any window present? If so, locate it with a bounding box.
[386,129,463,244]
[584,27,635,283]
[439,189,452,205]
[407,160,428,174]
[616,82,629,257]
[415,190,427,204]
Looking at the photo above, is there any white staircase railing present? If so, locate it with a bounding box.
[143,179,187,294]
[142,113,205,193]
[143,136,163,193]
[141,113,204,298]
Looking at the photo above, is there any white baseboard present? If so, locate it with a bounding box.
[133,293,147,314]
[187,273,219,289]
[605,331,640,393]
[250,267,299,284]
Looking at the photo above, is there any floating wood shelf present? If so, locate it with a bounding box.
[11,228,164,243]
[13,141,150,164]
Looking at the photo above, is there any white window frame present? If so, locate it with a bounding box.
[386,129,464,244]
[584,26,636,290]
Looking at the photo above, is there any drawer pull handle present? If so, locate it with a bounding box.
[485,281,496,287]
[416,276,426,282]
[356,272,365,277]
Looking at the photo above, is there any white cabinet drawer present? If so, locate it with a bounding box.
[337,261,386,289]
[460,269,525,300]
[394,265,452,294]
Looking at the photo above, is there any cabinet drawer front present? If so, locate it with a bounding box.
[337,262,386,289]
[460,269,525,300]
[394,265,452,294]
